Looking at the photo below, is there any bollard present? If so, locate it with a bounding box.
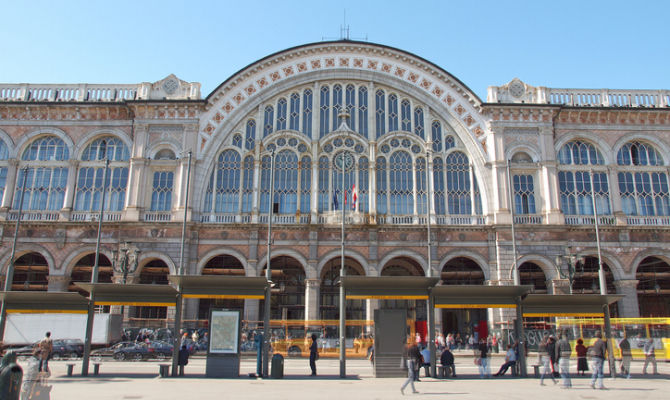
[0,351,23,400]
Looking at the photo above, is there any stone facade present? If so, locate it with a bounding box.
[1,41,669,332]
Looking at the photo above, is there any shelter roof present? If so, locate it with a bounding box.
[168,275,268,299]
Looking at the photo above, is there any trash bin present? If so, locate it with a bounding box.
[271,353,284,379]
[0,352,23,400]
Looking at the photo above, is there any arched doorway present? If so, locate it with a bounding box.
[320,257,366,320]
[440,257,487,340]
[11,252,49,291]
[636,257,670,317]
[572,256,618,316]
[199,255,245,321]
[131,259,170,322]
[259,256,305,320]
[519,262,548,294]
[381,256,426,338]
[69,253,113,312]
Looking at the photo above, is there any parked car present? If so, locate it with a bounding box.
[146,340,173,360]
[113,342,151,361]
[12,339,84,360]
[91,342,137,362]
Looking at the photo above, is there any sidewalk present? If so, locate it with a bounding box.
[32,357,669,400]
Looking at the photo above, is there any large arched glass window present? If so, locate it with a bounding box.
[0,140,8,203]
[389,151,413,214]
[358,87,368,138]
[204,149,241,213]
[358,157,369,213]
[319,86,330,138]
[318,156,329,212]
[276,98,287,131]
[433,157,446,214]
[241,155,254,213]
[375,90,385,138]
[388,94,398,132]
[260,155,271,212]
[274,150,298,214]
[18,136,70,211]
[558,140,610,215]
[263,106,274,137]
[401,100,411,132]
[513,175,536,214]
[302,89,313,138]
[300,156,311,213]
[345,84,356,130]
[446,152,471,214]
[416,156,427,214]
[617,141,669,216]
[289,93,300,131]
[376,157,387,214]
[245,120,256,150]
[150,171,173,211]
[431,121,442,152]
[332,84,343,130]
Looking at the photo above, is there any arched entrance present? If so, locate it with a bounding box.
[131,259,169,321]
[69,253,113,312]
[260,256,305,320]
[199,255,245,320]
[320,257,365,320]
[11,252,48,291]
[440,257,486,340]
[381,256,426,337]
[636,256,670,317]
[519,262,548,294]
[572,256,618,316]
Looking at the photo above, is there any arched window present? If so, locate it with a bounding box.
[318,156,330,212]
[289,93,300,131]
[388,94,398,132]
[513,175,536,214]
[18,136,69,211]
[332,84,343,130]
[358,87,368,138]
[432,121,442,152]
[416,157,427,214]
[300,156,311,213]
[558,140,610,216]
[302,89,313,138]
[232,134,242,148]
[260,155,271,212]
[263,106,274,137]
[150,171,173,211]
[245,119,256,150]
[401,100,411,132]
[376,157,387,214]
[276,98,287,131]
[413,107,424,139]
[617,142,669,216]
[433,157,446,215]
[389,151,413,215]
[274,150,298,214]
[205,150,241,213]
[358,157,369,213]
[319,86,330,138]
[241,155,254,213]
[0,139,8,203]
[345,84,356,130]
[375,90,385,138]
[444,135,455,151]
[446,152,471,214]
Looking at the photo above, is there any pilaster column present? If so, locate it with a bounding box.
[614,279,640,318]
[304,279,320,321]
[123,157,148,221]
[1,159,19,210]
[60,159,80,220]
[173,154,194,221]
[47,275,70,292]
[310,152,319,222]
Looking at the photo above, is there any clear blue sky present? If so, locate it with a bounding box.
[1,0,668,101]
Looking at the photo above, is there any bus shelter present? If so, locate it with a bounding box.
[74,282,178,376]
[168,275,268,378]
[522,293,624,377]
[431,285,533,376]
[343,276,440,377]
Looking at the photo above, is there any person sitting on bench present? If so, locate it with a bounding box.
[494,344,517,376]
[440,348,456,377]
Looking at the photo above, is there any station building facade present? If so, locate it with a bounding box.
[0,41,669,335]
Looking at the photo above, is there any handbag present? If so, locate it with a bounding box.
[474,357,481,366]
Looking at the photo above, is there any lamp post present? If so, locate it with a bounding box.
[112,242,140,315]
[262,148,276,378]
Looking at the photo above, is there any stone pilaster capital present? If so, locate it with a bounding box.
[305,279,320,288]
[614,279,639,289]
[47,275,69,284]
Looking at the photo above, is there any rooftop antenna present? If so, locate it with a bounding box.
[322,9,368,41]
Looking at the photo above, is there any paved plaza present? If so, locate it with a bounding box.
[24,355,669,400]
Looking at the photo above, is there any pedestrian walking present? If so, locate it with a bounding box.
[618,334,631,378]
[556,331,572,388]
[309,333,318,376]
[575,338,588,375]
[590,331,607,390]
[37,331,53,374]
[642,337,658,375]
[400,338,421,395]
[538,335,557,385]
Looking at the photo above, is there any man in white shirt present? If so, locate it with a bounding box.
[493,344,517,376]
